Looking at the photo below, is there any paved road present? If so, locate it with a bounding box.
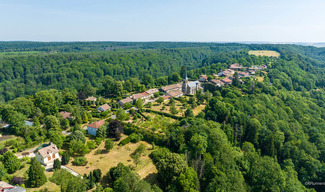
[61,166,82,178]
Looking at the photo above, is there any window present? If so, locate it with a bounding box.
[52,154,55,159]
[48,157,51,161]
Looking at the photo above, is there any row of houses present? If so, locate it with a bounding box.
[199,63,267,87]
[118,88,159,106]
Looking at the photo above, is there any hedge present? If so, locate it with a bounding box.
[119,136,132,146]
[144,109,184,120]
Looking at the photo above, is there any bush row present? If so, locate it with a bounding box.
[144,109,183,120]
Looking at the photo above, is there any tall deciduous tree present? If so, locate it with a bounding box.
[3,151,20,174]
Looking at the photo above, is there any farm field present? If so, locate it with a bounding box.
[248,50,280,57]
[66,138,157,184]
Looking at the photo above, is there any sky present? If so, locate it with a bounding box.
[1,0,324,42]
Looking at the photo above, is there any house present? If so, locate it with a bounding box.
[238,72,250,78]
[87,120,106,136]
[60,111,72,119]
[161,95,171,100]
[221,77,233,85]
[145,89,159,97]
[117,97,133,106]
[248,70,255,75]
[210,79,225,87]
[261,64,267,69]
[230,63,245,71]
[35,143,60,166]
[130,92,150,102]
[160,83,182,93]
[97,104,111,112]
[249,65,263,71]
[85,96,97,102]
[218,69,235,77]
[199,75,208,82]
[167,90,184,98]
[0,181,14,192]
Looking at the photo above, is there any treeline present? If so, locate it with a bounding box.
[0,48,212,101]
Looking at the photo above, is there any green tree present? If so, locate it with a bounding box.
[27,158,47,187]
[177,167,199,192]
[53,159,61,170]
[170,106,178,114]
[70,130,86,143]
[185,108,194,117]
[97,125,107,138]
[189,133,207,157]
[105,139,114,152]
[135,99,143,109]
[143,74,154,86]
[156,153,187,187]
[61,153,70,165]
[156,97,164,104]
[82,112,88,123]
[44,115,60,130]
[3,151,20,173]
[116,108,127,121]
[48,130,64,148]
[0,164,7,180]
[232,72,240,86]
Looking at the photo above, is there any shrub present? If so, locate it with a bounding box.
[72,157,88,166]
[119,137,131,146]
[10,177,24,185]
[61,153,70,165]
[86,141,96,149]
[53,159,61,170]
[129,133,143,143]
[0,148,8,155]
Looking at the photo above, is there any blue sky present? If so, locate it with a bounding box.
[1,0,324,42]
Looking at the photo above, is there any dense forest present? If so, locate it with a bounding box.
[1,42,325,191]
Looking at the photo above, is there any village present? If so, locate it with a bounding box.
[0,62,268,192]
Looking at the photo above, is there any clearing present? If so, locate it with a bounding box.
[248,50,280,57]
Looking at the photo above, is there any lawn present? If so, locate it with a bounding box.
[65,138,157,184]
[8,163,60,192]
[248,50,280,57]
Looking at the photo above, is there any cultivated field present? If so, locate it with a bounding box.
[248,50,280,57]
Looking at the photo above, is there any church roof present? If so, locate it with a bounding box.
[188,81,200,88]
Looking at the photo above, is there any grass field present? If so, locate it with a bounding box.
[66,138,157,184]
[8,163,60,192]
[248,50,280,57]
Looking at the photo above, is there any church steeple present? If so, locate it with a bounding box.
[184,69,188,80]
[182,69,188,94]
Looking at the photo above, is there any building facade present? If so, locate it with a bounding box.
[182,71,202,95]
[35,143,60,166]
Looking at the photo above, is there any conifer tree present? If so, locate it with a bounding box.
[27,158,47,187]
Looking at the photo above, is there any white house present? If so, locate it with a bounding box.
[97,104,111,112]
[35,143,60,166]
[87,120,106,136]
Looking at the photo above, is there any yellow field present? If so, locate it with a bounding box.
[248,50,280,57]
[66,138,157,183]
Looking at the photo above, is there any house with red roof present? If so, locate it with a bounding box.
[199,75,208,82]
[87,120,106,136]
[230,63,245,71]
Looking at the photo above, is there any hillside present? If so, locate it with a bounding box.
[1,42,325,191]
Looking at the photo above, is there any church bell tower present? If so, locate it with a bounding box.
[182,70,188,94]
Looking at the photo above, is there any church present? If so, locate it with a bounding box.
[182,71,202,95]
